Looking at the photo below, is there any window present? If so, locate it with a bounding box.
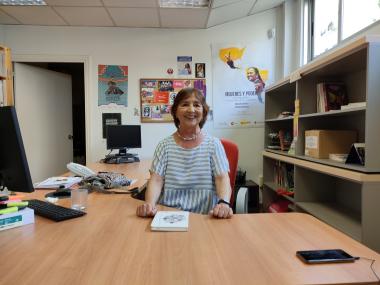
[342,0,380,39]
[303,0,380,62]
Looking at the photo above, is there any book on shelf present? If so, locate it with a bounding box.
[0,207,34,232]
[316,82,348,112]
[329,153,348,163]
[274,161,294,191]
[340,102,366,110]
[151,211,189,232]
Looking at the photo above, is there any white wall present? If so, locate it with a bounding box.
[1,9,277,183]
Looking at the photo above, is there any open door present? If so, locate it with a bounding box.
[14,63,73,183]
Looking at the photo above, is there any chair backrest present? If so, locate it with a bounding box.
[220,138,239,205]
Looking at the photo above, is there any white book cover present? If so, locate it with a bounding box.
[35,176,82,189]
[151,211,189,232]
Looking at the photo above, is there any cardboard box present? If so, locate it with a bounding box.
[304,130,357,159]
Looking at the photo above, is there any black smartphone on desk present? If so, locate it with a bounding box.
[296,249,356,264]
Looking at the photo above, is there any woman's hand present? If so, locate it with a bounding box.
[136,203,157,217]
[209,203,233,219]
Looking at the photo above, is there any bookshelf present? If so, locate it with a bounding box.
[0,45,14,107]
[263,36,380,252]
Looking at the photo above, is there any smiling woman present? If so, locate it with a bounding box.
[136,88,234,219]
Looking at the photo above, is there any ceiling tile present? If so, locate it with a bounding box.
[45,0,103,6]
[160,8,209,28]
[0,9,20,24]
[54,7,114,26]
[207,0,254,27]
[212,0,244,8]
[0,6,66,25]
[249,0,283,15]
[108,7,159,27]
[103,0,158,8]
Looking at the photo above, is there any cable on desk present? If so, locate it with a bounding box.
[357,256,380,283]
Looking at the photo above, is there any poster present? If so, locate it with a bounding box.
[140,78,206,123]
[177,56,192,76]
[98,65,128,106]
[102,113,121,138]
[212,44,269,128]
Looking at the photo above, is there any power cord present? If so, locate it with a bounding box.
[357,256,380,283]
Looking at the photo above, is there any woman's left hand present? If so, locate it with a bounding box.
[209,203,233,219]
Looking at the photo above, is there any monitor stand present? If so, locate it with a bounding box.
[117,148,137,158]
[104,148,139,164]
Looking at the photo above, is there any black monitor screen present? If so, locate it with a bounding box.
[0,106,34,193]
[106,125,142,150]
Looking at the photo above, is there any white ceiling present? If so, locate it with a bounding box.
[0,0,284,29]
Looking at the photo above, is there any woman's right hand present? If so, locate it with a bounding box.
[136,203,157,217]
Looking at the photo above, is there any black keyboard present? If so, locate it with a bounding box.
[27,199,86,222]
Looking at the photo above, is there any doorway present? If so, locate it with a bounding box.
[13,61,86,182]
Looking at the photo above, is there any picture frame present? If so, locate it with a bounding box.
[140,78,206,123]
[195,63,205,78]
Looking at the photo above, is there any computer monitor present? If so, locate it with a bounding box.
[0,106,34,193]
[106,125,141,156]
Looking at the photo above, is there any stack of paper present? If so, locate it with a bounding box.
[35,177,82,189]
[151,211,189,232]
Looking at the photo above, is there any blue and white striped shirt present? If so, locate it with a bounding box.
[151,133,229,214]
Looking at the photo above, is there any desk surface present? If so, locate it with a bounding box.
[1,161,379,285]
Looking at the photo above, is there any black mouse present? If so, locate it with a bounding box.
[45,189,71,199]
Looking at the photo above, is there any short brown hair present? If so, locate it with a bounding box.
[170,88,209,129]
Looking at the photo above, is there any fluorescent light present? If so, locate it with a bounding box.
[159,0,209,8]
[0,0,46,5]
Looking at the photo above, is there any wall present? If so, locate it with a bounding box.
[1,9,277,183]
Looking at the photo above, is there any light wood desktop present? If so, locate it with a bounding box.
[1,161,379,285]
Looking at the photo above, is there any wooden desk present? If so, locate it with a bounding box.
[1,161,379,285]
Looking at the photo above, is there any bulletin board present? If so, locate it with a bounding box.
[140,78,206,123]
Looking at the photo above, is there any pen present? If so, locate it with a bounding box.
[0,207,19,215]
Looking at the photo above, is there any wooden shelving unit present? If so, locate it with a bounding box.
[0,45,14,107]
[263,36,380,252]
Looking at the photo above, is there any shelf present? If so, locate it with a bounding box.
[296,202,361,241]
[264,182,294,202]
[263,150,380,182]
[299,107,365,119]
[266,76,291,92]
[265,116,293,122]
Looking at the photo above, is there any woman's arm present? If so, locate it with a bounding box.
[136,172,163,217]
[210,173,233,219]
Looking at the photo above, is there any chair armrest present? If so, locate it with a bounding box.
[235,187,248,214]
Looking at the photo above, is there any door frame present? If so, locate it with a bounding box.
[12,54,91,164]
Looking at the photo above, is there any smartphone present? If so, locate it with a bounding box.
[296,249,356,264]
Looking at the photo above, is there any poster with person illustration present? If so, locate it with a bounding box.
[98,65,128,106]
[212,43,270,128]
[140,78,206,122]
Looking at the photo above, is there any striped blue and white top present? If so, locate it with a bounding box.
[151,133,229,214]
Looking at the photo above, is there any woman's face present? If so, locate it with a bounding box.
[175,94,203,129]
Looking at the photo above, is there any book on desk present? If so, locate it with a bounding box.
[151,211,189,232]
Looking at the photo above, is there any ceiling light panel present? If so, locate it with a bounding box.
[159,0,209,8]
[0,0,46,5]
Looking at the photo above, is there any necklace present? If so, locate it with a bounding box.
[176,130,201,141]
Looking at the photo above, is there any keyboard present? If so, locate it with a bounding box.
[27,199,86,222]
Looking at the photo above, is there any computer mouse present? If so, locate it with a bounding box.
[45,189,71,199]
[134,157,140,162]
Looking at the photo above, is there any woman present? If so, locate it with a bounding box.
[136,88,233,219]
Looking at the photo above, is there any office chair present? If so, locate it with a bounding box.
[220,138,249,214]
[220,138,239,205]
